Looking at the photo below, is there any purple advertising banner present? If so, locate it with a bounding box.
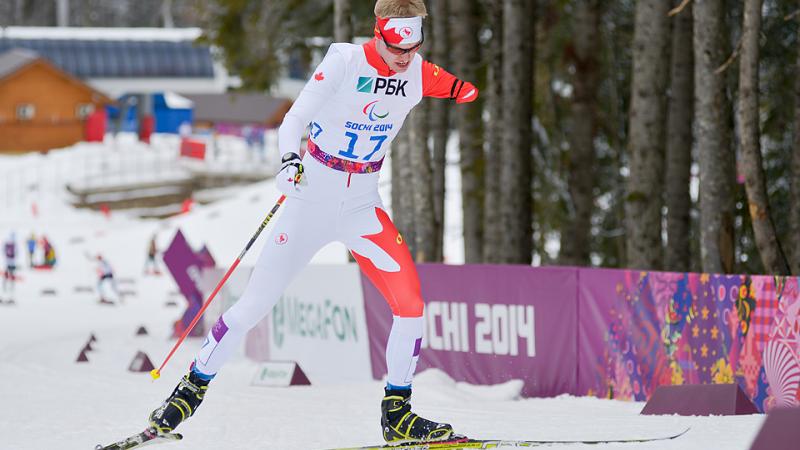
[363,264,578,397]
[163,229,215,338]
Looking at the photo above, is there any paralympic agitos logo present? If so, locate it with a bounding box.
[357,76,408,97]
[362,100,389,121]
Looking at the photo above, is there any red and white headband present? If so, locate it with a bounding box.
[375,16,423,45]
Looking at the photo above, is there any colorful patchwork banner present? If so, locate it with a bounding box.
[577,270,800,412]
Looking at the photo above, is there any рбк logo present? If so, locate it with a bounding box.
[357,76,408,97]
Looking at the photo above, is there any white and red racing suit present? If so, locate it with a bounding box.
[194,38,478,387]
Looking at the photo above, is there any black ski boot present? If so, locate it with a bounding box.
[148,370,210,433]
[381,387,453,445]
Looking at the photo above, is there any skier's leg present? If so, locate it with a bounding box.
[1,267,8,299]
[7,266,14,299]
[194,199,333,376]
[342,197,424,385]
[150,198,333,433]
[341,196,451,443]
[97,277,105,302]
[4,266,13,292]
[110,276,121,302]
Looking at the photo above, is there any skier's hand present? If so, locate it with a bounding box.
[277,152,306,194]
[455,81,479,104]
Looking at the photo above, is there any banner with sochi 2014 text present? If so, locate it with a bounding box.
[362,264,579,398]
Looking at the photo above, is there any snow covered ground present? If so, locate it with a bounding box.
[0,139,766,449]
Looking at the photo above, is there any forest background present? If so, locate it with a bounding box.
[4,0,798,276]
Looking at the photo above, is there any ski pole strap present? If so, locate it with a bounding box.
[307,140,384,174]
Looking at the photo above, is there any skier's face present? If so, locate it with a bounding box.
[376,37,421,73]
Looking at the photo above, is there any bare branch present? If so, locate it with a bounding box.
[668,0,692,17]
[715,36,742,75]
[784,9,800,21]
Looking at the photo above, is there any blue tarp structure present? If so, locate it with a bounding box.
[153,93,193,133]
[105,93,193,134]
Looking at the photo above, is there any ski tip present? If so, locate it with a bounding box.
[150,369,160,380]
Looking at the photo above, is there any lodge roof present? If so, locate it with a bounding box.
[0,48,38,79]
[0,35,214,79]
[183,93,292,125]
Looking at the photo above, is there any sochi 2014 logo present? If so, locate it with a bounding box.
[362,100,389,122]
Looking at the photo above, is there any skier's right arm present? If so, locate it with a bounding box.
[278,46,347,157]
[277,46,347,191]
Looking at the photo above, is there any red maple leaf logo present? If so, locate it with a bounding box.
[314,72,324,81]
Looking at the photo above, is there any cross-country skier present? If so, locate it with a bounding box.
[2,232,17,302]
[148,0,478,445]
[143,234,161,276]
[26,232,36,268]
[95,254,119,304]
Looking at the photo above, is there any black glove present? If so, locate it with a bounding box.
[277,152,305,193]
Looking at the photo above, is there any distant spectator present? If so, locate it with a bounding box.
[212,129,221,160]
[242,125,253,144]
[247,126,266,162]
[144,234,161,276]
[95,254,119,304]
[3,233,17,302]
[40,236,56,268]
[26,233,36,267]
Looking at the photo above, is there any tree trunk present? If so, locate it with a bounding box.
[559,0,599,266]
[429,0,449,262]
[160,0,174,28]
[694,0,735,274]
[625,0,670,271]
[334,0,352,43]
[14,0,24,24]
[451,0,485,262]
[409,102,436,262]
[499,0,534,264]
[56,0,69,27]
[737,0,790,275]
[482,0,504,263]
[665,1,694,272]
[792,15,800,275]
[391,127,417,256]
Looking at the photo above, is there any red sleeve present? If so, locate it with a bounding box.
[421,60,460,99]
